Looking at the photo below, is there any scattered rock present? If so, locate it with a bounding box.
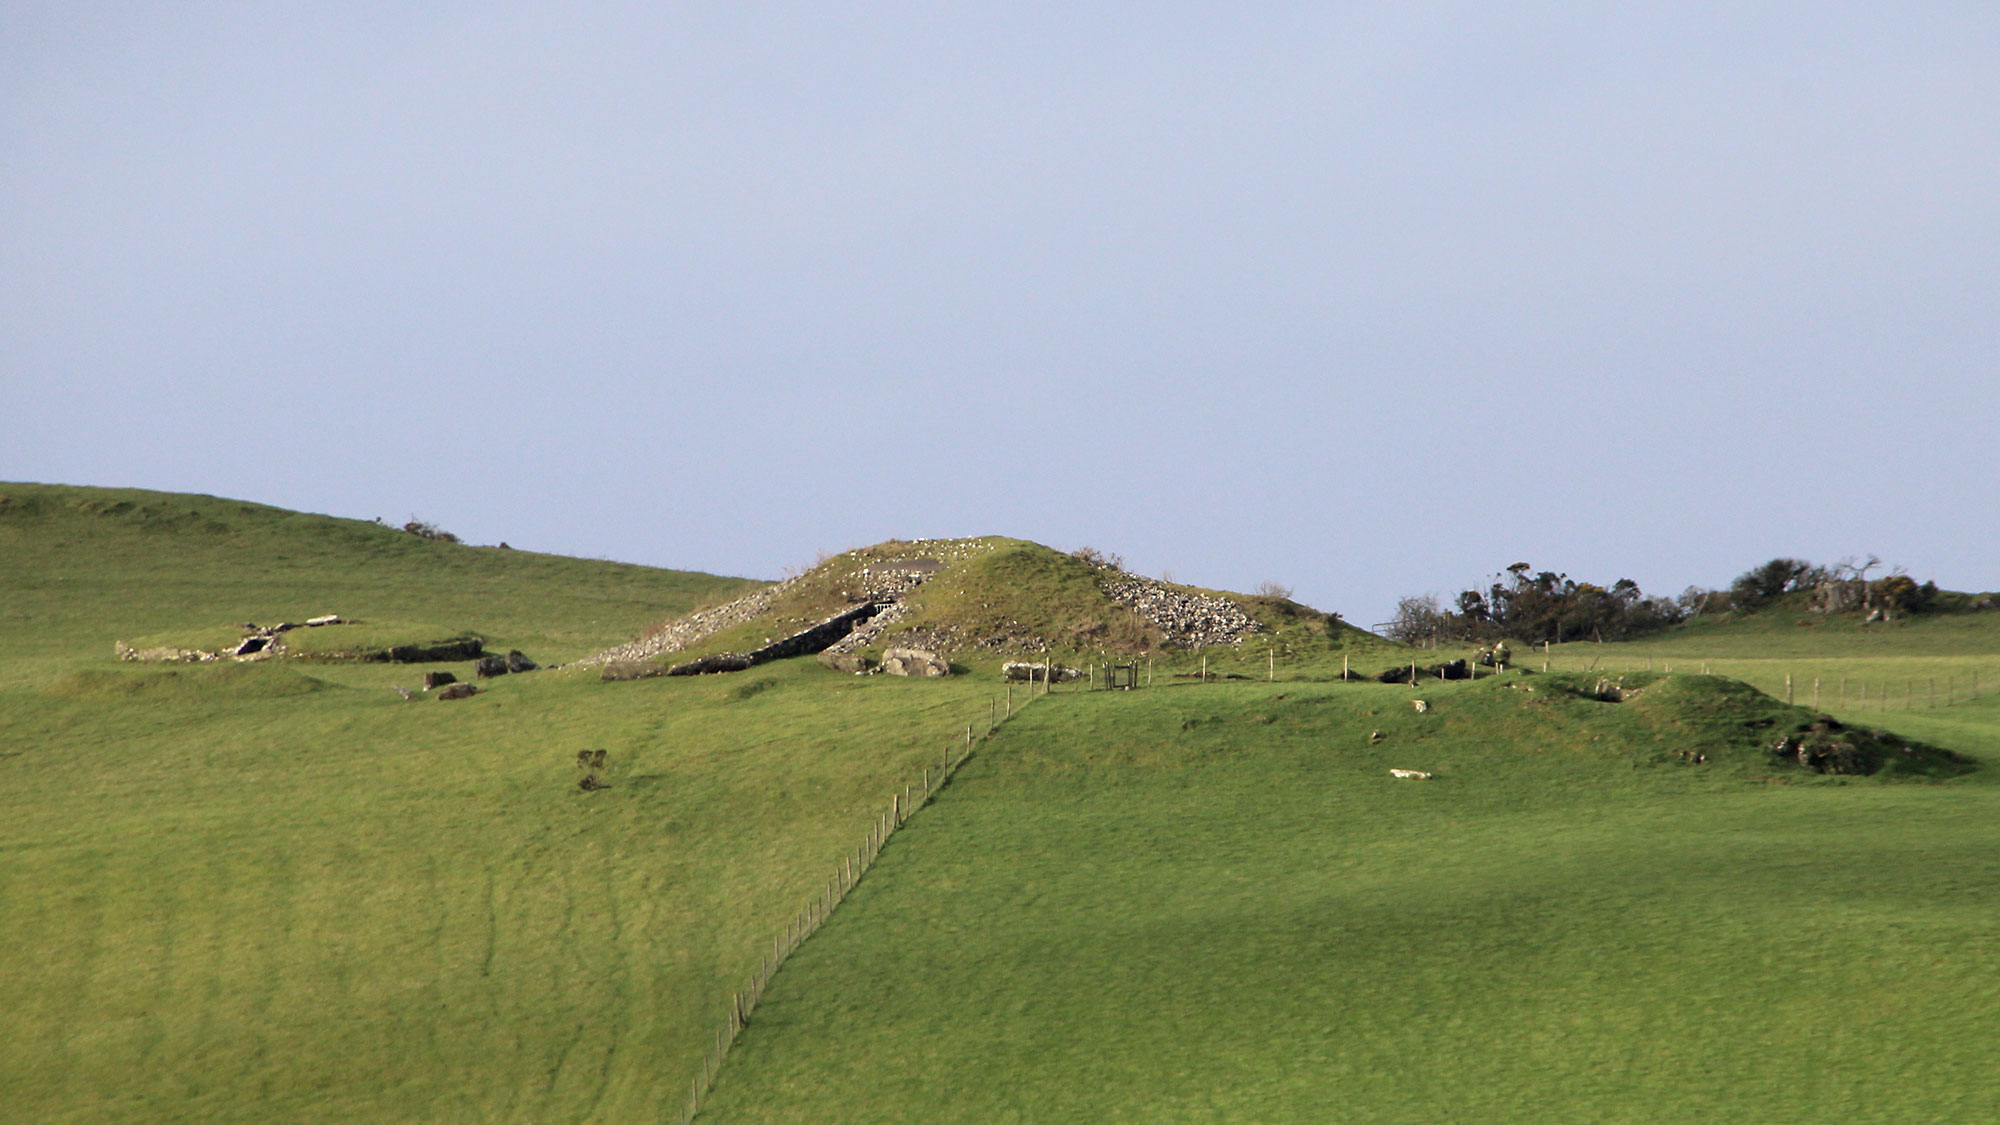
[423,671,457,690]
[474,654,511,678]
[1412,699,1428,713]
[882,647,951,677]
[600,661,670,682]
[435,682,480,700]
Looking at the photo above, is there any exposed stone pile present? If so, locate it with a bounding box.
[575,578,801,666]
[1099,575,1261,648]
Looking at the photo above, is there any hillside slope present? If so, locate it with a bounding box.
[0,482,763,668]
[0,484,1000,1123]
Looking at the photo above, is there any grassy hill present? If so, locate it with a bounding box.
[595,534,1404,678]
[0,484,1010,1122]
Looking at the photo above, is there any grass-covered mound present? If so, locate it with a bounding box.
[601,536,1394,674]
[702,673,1994,1123]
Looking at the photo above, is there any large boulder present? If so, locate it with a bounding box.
[1002,661,1079,683]
[882,647,951,677]
[435,682,480,701]
[600,661,670,682]
[473,654,511,678]
[423,671,457,690]
[506,649,539,673]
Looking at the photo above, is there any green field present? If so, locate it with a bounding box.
[701,659,2000,1119]
[0,485,1008,1122]
[6,482,1997,1122]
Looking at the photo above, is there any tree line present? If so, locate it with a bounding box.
[1385,555,1946,647]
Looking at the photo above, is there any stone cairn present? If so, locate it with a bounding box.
[1098,574,1262,648]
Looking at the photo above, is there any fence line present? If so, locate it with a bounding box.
[675,691,1022,1124]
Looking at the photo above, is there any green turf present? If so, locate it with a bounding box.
[0,484,1012,1122]
[9,482,1997,1122]
[702,669,1999,1120]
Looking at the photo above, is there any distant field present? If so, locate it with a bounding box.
[1534,607,2000,718]
[703,647,2000,1120]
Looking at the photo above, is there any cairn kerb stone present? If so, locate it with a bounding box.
[668,652,756,676]
[882,647,950,677]
[600,661,670,682]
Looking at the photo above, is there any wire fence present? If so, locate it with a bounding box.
[675,679,1049,1124]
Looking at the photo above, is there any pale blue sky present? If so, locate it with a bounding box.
[5,3,1996,624]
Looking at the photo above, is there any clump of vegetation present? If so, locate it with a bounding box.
[1069,545,1125,571]
[401,517,459,543]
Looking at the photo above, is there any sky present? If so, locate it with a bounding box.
[5,2,1996,626]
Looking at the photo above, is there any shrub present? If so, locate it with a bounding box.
[402,518,460,543]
